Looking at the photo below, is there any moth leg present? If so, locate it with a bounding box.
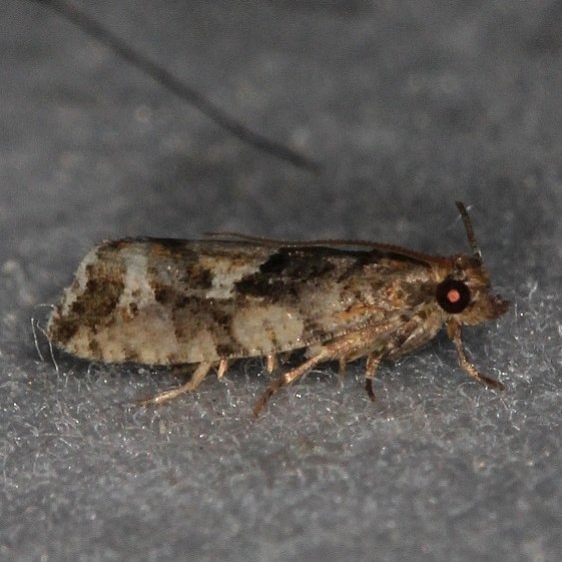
[139,361,213,406]
[447,321,505,391]
[338,358,347,384]
[266,354,278,374]
[364,354,381,401]
[217,358,229,380]
[253,348,332,417]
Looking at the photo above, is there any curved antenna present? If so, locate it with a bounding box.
[32,0,320,174]
[455,201,482,261]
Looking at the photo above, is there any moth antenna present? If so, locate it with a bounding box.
[455,201,482,262]
[32,0,320,174]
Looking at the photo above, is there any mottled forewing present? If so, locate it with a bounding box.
[48,239,431,365]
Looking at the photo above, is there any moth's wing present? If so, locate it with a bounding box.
[47,238,275,364]
[48,238,434,365]
[225,244,436,356]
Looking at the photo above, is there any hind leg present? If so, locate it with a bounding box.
[252,348,333,417]
[138,361,213,406]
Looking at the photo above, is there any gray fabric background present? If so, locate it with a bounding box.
[2,1,561,560]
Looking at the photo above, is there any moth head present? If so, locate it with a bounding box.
[435,202,510,324]
[435,256,509,324]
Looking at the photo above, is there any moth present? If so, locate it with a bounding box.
[47,202,509,415]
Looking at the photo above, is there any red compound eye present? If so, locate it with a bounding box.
[436,278,471,313]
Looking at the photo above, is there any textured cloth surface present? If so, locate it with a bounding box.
[1,1,561,560]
